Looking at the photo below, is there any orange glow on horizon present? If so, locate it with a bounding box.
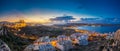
[0,17,51,24]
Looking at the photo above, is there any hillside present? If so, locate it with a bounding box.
[18,26,76,37]
[0,26,34,51]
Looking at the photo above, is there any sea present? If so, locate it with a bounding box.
[77,26,120,33]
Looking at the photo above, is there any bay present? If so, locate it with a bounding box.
[77,26,120,33]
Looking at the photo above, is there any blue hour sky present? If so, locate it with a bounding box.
[0,0,120,22]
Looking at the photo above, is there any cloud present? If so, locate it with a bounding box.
[50,15,76,21]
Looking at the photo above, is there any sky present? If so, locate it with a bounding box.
[0,0,120,23]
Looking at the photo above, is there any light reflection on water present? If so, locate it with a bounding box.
[77,26,120,33]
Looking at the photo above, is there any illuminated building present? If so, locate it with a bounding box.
[10,20,27,30]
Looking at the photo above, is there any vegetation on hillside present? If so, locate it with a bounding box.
[18,26,76,37]
[0,26,34,51]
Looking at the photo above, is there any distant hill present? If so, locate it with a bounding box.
[79,18,120,24]
[18,26,76,37]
